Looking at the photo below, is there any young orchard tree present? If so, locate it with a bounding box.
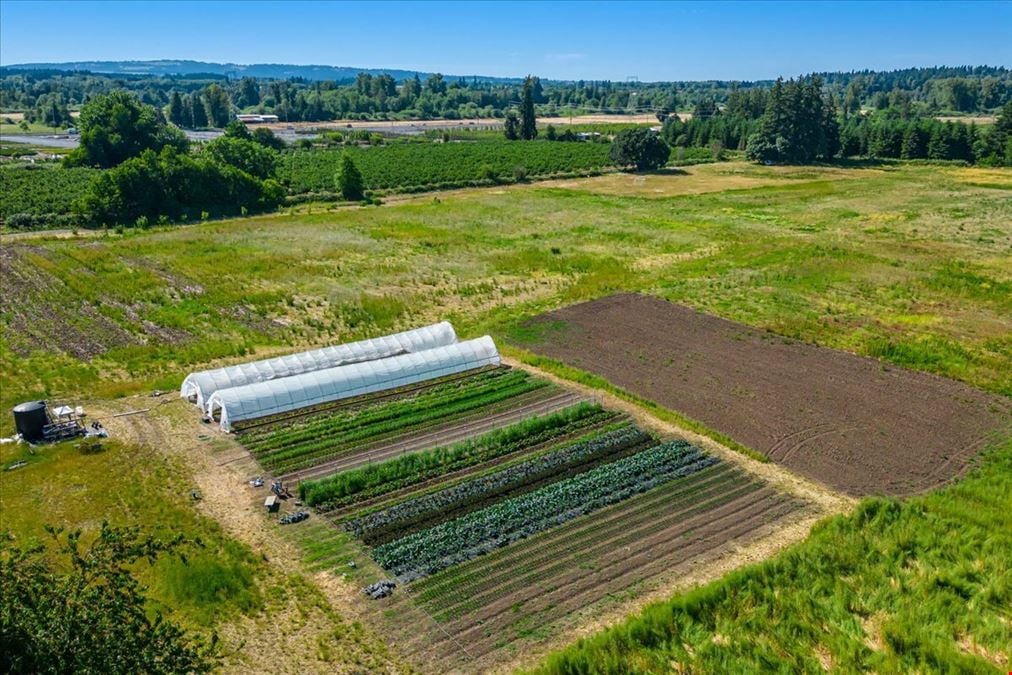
[335,153,365,201]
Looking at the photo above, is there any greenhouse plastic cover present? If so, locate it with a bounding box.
[206,336,501,432]
[180,322,457,409]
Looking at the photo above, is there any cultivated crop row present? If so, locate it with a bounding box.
[243,368,518,449]
[283,140,613,194]
[230,366,502,432]
[242,369,549,474]
[0,166,99,225]
[410,462,739,601]
[373,441,718,580]
[301,402,617,510]
[438,493,803,663]
[345,426,655,545]
[414,465,755,620]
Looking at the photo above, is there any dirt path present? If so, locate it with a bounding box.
[92,396,409,674]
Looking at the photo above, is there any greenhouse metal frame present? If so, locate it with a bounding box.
[180,322,457,409]
[206,336,501,431]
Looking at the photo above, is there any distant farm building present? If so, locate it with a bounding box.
[236,114,280,124]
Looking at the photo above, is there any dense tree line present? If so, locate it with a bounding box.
[658,80,1012,166]
[840,100,1012,165]
[3,66,1009,127]
[64,93,284,225]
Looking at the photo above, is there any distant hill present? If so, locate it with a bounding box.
[3,60,517,83]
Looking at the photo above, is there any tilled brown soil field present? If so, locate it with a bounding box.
[518,293,1011,496]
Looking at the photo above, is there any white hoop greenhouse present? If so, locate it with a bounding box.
[206,336,501,431]
[180,322,457,409]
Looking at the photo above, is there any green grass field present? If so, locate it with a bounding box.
[533,434,1012,674]
[2,159,1009,672]
[0,438,263,627]
[0,432,405,671]
[3,161,1008,426]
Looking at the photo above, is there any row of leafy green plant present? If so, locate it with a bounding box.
[242,369,550,474]
[413,464,756,622]
[282,139,614,194]
[243,368,524,453]
[373,440,718,580]
[345,425,655,545]
[299,402,616,510]
[533,436,1012,674]
[0,166,99,227]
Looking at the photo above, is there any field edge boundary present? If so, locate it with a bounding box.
[504,346,769,462]
[502,347,855,515]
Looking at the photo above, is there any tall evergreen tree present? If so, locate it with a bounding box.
[900,124,927,159]
[189,92,208,128]
[202,84,232,128]
[503,111,520,140]
[237,77,261,107]
[335,153,365,201]
[520,75,538,140]
[746,76,838,164]
[927,125,950,159]
[168,91,186,127]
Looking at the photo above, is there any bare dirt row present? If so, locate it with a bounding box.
[518,293,1011,496]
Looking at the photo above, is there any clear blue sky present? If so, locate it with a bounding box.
[1,0,1009,81]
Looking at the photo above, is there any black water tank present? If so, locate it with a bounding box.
[13,401,48,442]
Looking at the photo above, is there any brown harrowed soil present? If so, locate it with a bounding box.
[518,293,1011,496]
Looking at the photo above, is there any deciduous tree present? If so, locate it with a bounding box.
[65,92,187,168]
[609,128,670,171]
[0,523,217,674]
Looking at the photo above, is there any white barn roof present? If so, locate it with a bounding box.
[180,322,457,409]
[206,336,501,432]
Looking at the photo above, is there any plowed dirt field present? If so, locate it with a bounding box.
[517,293,1011,496]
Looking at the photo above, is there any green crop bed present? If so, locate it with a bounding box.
[283,139,613,194]
[240,368,549,475]
[0,165,98,224]
[345,425,656,546]
[301,401,617,510]
[412,462,749,621]
[373,440,717,580]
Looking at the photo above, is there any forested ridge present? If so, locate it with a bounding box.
[2,64,1009,126]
